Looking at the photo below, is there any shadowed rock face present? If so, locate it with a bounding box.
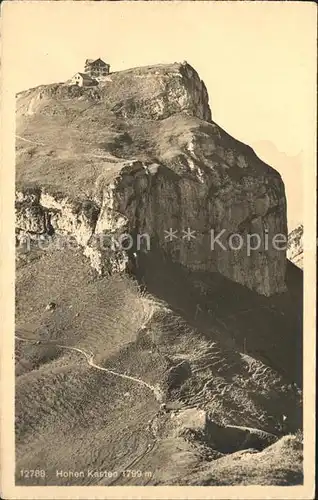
[170,408,278,454]
[205,421,278,453]
[16,62,287,296]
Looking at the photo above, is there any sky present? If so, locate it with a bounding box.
[2,1,316,229]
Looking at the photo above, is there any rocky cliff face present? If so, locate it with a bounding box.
[16,62,287,296]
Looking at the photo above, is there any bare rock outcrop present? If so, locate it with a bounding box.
[287,224,303,269]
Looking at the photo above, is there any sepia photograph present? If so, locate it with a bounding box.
[0,1,316,498]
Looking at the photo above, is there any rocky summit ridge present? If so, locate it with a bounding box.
[16,62,287,296]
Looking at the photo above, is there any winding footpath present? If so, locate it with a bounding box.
[16,134,132,164]
[15,334,163,402]
[16,333,163,485]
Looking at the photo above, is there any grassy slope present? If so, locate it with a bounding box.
[15,244,302,485]
[16,246,165,485]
